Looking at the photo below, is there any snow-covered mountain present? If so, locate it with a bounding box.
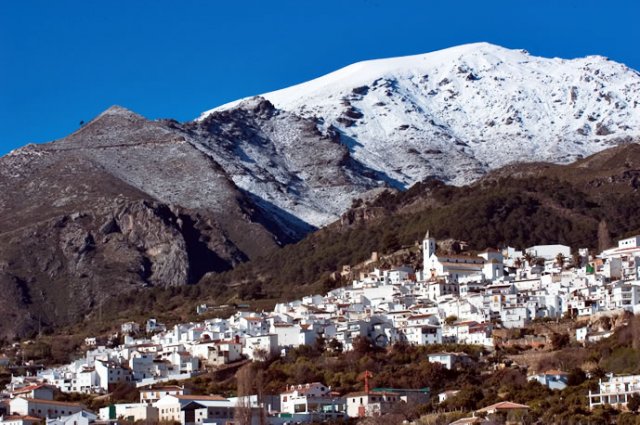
[201,42,640,192]
[4,42,640,338]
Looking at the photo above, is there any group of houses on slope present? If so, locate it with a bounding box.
[4,232,640,423]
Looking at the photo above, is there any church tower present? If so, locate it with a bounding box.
[422,230,436,266]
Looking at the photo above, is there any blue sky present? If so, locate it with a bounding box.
[1,0,639,155]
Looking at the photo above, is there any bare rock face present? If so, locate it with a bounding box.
[340,206,389,227]
[187,97,383,228]
[0,197,249,338]
[114,202,190,286]
[0,105,326,339]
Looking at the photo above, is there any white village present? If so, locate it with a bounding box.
[3,232,640,425]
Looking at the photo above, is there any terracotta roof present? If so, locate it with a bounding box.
[17,397,85,407]
[407,314,434,320]
[543,369,568,376]
[242,317,263,321]
[438,262,484,270]
[174,395,226,401]
[215,340,241,345]
[13,384,53,394]
[477,401,529,412]
[455,321,479,327]
[2,415,42,421]
[438,254,484,261]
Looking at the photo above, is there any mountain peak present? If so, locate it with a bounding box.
[96,105,144,120]
[201,42,640,187]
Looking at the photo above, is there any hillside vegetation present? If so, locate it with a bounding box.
[202,143,640,299]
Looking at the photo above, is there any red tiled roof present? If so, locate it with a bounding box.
[407,314,433,320]
[2,415,42,421]
[438,254,484,261]
[13,384,51,394]
[174,395,226,401]
[477,401,529,412]
[17,397,85,407]
[543,369,568,376]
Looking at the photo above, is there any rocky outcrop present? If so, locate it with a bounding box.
[0,105,330,339]
[0,196,253,339]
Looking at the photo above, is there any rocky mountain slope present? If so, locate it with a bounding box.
[0,105,363,338]
[185,98,384,227]
[203,42,640,190]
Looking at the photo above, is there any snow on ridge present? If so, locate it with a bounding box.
[193,42,640,226]
[200,42,629,117]
[200,42,514,116]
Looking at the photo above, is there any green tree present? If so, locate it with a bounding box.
[446,385,484,411]
[352,336,377,355]
[550,332,570,350]
[627,393,640,413]
[314,335,326,353]
[567,367,586,386]
[381,231,401,252]
[327,338,343,354]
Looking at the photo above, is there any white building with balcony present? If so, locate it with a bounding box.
[588,374,640,410]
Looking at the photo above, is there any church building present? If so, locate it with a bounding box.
[421,232,504,283]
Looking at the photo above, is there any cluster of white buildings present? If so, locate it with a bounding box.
[4,231,640,423]
[8,233,640,394]
[0,380,426,425]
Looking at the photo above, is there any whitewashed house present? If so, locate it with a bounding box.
[95,360,131,392]
[280,382,339,414]
[9,398,85,419]
[404,324,442,345]
[46,410,96,425]
[244,334,278,360]
[588,374,640,410]
[427,352,471,370]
